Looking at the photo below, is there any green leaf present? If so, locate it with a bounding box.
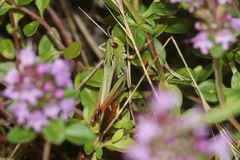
[131,26,146,49]
[0,62,15,79]
[199,79,218,103]
[115,111,135,130]
[23,21,40,37]
[7,127,36,143]
[154,38,166,65]
[13,11,25,25]
[203,92,240,123]
[74,69,103,88]
[84,143,95,155]
[176,67,196,80]
[112,25,126,43]
[194,64,213,82]
[17,0,33,5]
[231,72,240,89]
[38,34,58,62]
[165,18,192,34]
[235,50,240,64]
[42,119,65,145]
[111,129,124,143]
[66,124,95,145]
[35,0,50,16]
[96,147,103,159]
[63,42,82,59]
[80,87,99,121]
[104,0,119,11]
[142,2,178,17]
[104,135,134,152]
[154,24,167,37]
[6,23,13,34]
[0,3,12,16]
[210,45,224,58]
[64,88,78,99]
[0,39,15,59]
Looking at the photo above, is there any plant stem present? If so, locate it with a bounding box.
[47,6,72,45]
[122,0,141,23]
[146,33,165,81]
[213,58,225,105]
[133,0,139,10]
[42,140,51,160]
[7,0,65,50]
[213,58,240,131]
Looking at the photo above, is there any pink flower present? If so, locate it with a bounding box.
[186,0,204,12]
[51,59,73,87]
[5,69,20,84]
[27,111,48,132]
[215,29,236,50]
[126,144,152,160]
[125,89,232,160]
[4,46,76,132]
[230,17,240,32]
[151,90,178,114]
[19,48,36,67]
[208,133,232,160]
[191,32,213,55]
[36,63,52,75]
[3,86,20,99]
[169,0,181,3]
[11,102,29,124]
[60,99,75,121]
[44,103,60,119]
[135,116,160,144]
[217,0,234,5]
[54,89,64,98]
[19,88,43,105]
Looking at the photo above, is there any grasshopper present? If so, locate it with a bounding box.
[90,36,130,132]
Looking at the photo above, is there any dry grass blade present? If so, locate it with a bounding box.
[73,14,104,59]
[76,60,104,90]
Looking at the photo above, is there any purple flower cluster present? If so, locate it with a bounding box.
[4,47,76,132]
[170,0,240,55]
[126,90,232,160]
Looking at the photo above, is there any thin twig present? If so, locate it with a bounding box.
[213,58,240,131]
[42,140,51,160]
[6,0,65,49]
[59,1,90,67]
[213,58,225,104]
[47,6,72,45]
[76,60,104,89]
[146,33,165,82]
[18,6,65,49]
[73,14,104,60]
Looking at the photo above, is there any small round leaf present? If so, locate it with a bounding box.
[63,42,82,59]
[7,126,36,143]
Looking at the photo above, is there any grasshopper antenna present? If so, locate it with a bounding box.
[78,6,109,37]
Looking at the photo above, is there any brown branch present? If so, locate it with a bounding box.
[42,140,51,160]
[6,0,65,50]
[18,6,65,49]
[47,6,72,45]
[146,33,165,81]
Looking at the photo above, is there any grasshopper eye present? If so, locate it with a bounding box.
[112,42,118,49]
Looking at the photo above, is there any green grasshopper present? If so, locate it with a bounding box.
[90,36,130,132]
